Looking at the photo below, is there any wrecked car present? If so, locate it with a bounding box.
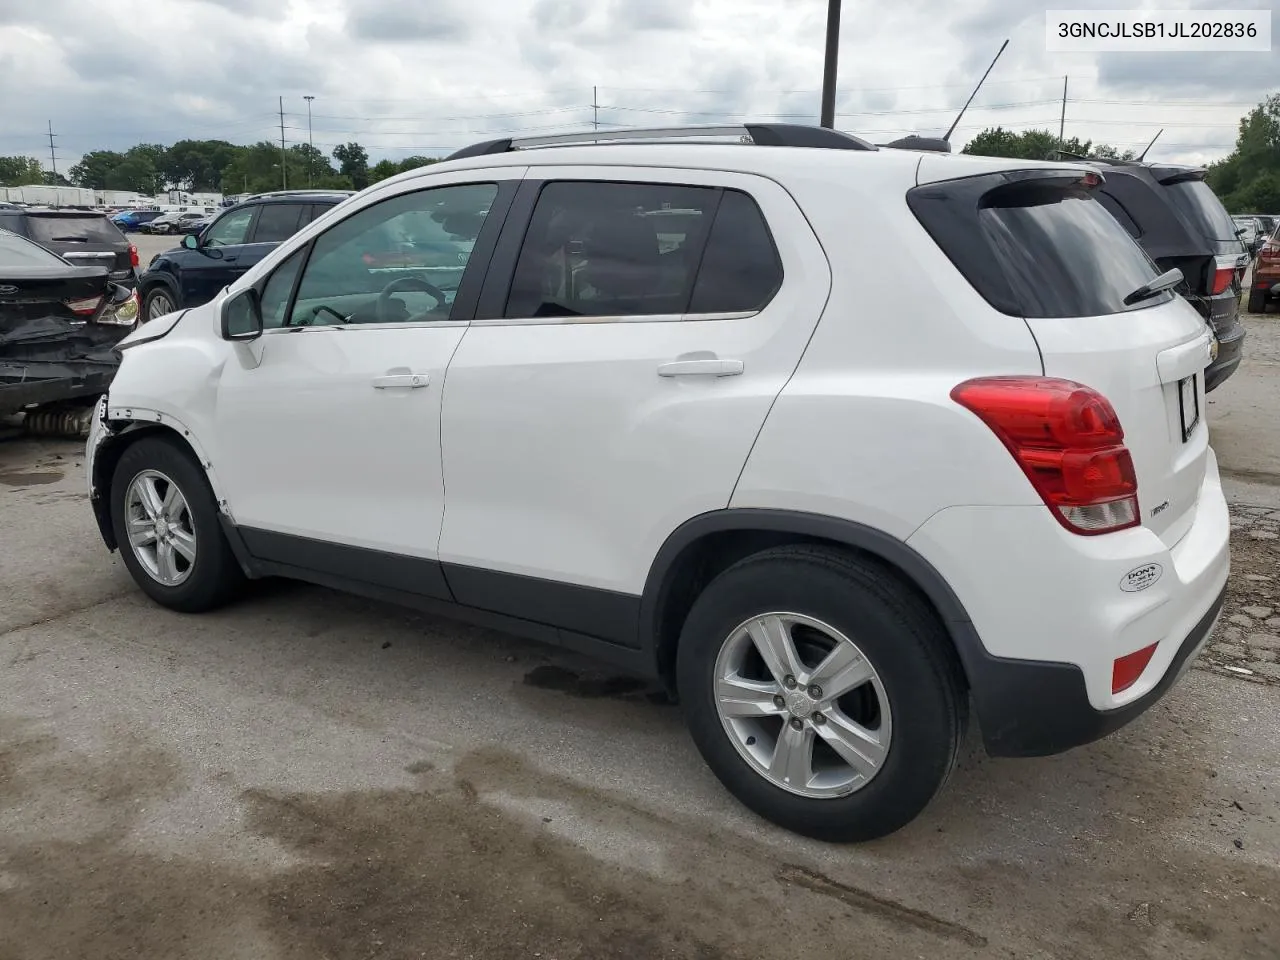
[0,228,140,417]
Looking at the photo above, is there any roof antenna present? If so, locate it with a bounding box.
[1137,128,1163,161]
[943,38,1009,143]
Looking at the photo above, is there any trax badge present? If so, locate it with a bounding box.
[1120,563,1163,593]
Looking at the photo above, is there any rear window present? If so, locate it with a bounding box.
[910,174,1171,319]
[26,215,123,244]
[0,230,63,267]
[1163,179,1238,242]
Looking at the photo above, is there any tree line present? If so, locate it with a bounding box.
[961,92,1279,214]
[0,139,441,195]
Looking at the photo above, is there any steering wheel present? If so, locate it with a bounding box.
[376,276,447,324]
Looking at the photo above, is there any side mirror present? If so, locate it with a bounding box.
[182,233,200,249]
[221,288,263,341]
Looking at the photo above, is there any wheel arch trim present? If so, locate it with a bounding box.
[90,407,229,551]
[639,508,983,680]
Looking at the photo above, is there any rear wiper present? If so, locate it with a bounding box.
[49,236,89,242]
[1123,267,1184,306]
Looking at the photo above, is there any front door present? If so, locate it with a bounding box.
[180,204,259,307]
[438,168,832,619]
[212,177,511,596]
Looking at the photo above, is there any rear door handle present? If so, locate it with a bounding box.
[371,373,429,389]
[657,359,744,378]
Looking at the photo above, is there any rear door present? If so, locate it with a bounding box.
[912,160,1211,548]
[438,168,831,610]
[23,212,132,282]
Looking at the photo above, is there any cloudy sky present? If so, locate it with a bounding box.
[0,0,1275,178]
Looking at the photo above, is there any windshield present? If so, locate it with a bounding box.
[26,215,123,244]
[1163,179,1238,242]
[0,229,65,266]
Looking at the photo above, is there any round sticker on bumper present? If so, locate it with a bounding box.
[1121,563,1163,593]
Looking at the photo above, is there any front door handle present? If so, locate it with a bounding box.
[657,358,743,378]
[371,373,429,389]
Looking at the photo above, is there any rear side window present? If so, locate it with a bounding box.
[910,174,1171,319]
[252,203,305,243]
[1095,191,1141,239]
[1163,179,1237,242]
[25,215,122,244]
[505,181,781,319]
[689,190,783,313]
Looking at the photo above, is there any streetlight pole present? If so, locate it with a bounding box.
[820,0,841,128]
[303,95,316,187]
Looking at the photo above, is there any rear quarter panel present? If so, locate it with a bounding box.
[731,163,1047,539]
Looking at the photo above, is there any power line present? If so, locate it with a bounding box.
[46,120,57,178]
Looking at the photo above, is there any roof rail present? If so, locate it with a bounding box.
[880,135,951,153]
[445,123,877,161]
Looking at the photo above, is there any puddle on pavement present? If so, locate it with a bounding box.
[0,470,64,487]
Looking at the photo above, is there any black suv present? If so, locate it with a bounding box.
[1087,160,1247,392]
[0,208,137,289]
[137,190,352,320]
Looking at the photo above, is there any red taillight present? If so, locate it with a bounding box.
[1112,642,1158,694]
[951,377,1139,535]
[1260,243,1280,263]
[129,243,139,268]
[65,295,104,316]
[1210,255,1238,295]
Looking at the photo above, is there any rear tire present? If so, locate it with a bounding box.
[1248,290,1268,314]
[676,545,965,842]
[110,435,244,613]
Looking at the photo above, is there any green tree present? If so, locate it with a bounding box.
[332,142,370,190]
[962,126,1132,161]
[1207,94,1280,212]
[69,150,125,189]
[398,156,438,173]
[369,159,400,183]
[42,171,71,186]
[163,139,242,192]
[0,155,45,186]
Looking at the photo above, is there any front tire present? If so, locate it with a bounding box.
[1248,290,1268,314]
[144,287,177,320]
[676,546,965,842]
[110,435,244,612]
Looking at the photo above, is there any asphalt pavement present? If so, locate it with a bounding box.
[1,312,1278,959]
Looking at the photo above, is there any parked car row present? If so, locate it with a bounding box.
[88,124,1231,842]
[136,190,353,320]
[1248,222,1280,314]
[0,227,139,415]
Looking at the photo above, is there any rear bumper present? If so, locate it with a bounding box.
[0,371,116,415]
[1204,323,1245,393]
[908,448,1231,757]
[959,584,1224,757]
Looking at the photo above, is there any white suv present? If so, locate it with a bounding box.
[86,124,1230,841]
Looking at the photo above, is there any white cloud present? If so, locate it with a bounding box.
[0,0,1274,176]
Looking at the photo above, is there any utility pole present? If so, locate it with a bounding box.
[278,96,288,190]
[1058,75,1068,151]
[820,0,842,128]
[303,95,315,186]
[593,86,598,131]
[46,121,58,180]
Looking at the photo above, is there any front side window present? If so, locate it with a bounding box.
[287,182,496,326]
[260,247,306,329]
[204,208,256,247]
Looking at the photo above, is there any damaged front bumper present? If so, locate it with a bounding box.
[0,315,128,415]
